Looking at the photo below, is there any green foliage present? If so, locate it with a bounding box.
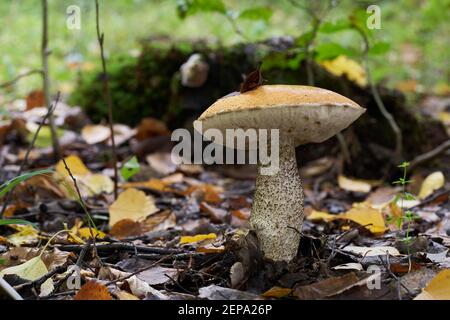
[120,156,140,181]
[0,169,54,198]
[237,7,273,22]
[0,219,35,226]
[314,43,356,61]
[176,0,226,18]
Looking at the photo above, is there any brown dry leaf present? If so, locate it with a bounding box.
[366,187,398,209]
[110,219,143,239]
[114,290,140,300]
[200,202,228,223]
[262,286,293,298]
[414,269,450,300]
[341,202,387,234]
[122,175,181,193]
[231,208,251,220]
[418,171,445,199]
[197,244,225,253]
[73,281,113,300]
[338,175,373,193]
[109,188,159,227]
[183,184,223,203]
[81,124,110,145]
[141,209,176,233]
[25,90,45,110]
[135,117,170,141]
[294,272,360,299]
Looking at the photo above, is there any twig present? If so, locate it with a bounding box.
[0,92,61,218]
[41,0,61,159]
[354,25,403,165]
[0,69,43,89]
[95,0,118,199]
[56,243,186,255]
[409,139,450,171]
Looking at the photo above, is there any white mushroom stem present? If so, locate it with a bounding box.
[250,137,304,262]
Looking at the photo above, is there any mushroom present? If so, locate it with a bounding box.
[196,85,365,261]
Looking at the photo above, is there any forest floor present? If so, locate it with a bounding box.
[0,91,449,300]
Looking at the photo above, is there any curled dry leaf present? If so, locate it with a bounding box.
[418,171,445,199]
[73,281,113,300]
[261,286,293,298]
[81,124,110,145]
[338,175,373,193]
[294,272,360,300]
[108,188,159,228]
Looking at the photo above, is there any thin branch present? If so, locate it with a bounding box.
[354,26,403,164]
[0,92,61,218]
[0,69,43,89]
[95,0,118,199]
[41,0,61,159]
[409,139,450,171]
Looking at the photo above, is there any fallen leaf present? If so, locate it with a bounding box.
[25,90,45,110]
[73,281,113,300]
[83,174,114,195]
[341,203,387,234]
[55,155,90,178]
[114,290,140,300]
[307,210,337,222]
[198,285,258,300]
[342,245,401,257]
[108,124,136,146]
[146,152,177,176]
[332,263,363,271]
[414,269,450,300]
[261,286,293,298]
[108,188,159,228]
[81,124,110,145]
[7,225,40,246]
[338,175,372,193]
[294,272,360,299]
[197,244,225,253]
[137,266,179,285]
[180,233,217,245]
[200,202,228,223]
[418,171,445,199]
[0,256,53,297]
[135,117,170,141]
[110,219,143,239]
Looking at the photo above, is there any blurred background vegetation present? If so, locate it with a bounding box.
[0,0,449,98]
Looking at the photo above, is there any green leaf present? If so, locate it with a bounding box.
[398,161,410,168]
[120,156,140,181]
[0,258,5,265]
[0,219,35,226]
[296,30,314,47]
[319,19,352,33]
[404,192,416,201]
[237,7,273,22]
[176,0,226,18]
[314,43,355,61]
[369,41,391,55]
[0,169,54,198]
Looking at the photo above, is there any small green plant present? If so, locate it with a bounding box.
[388,161,419,244]
[0,169,54,198]
[120,156,141,181]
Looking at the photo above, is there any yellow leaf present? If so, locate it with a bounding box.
[180,233,217,244]
[338,175,372,193]
[81,124,110,145]
[0,256,54,296]
[78,227,106,240]
[84,174,114,195]
[55,155,91,178]
[341,203,387,234]
[321,56,367,87]
[7,225,40,246]
[414,269,450,300]
[307,210,337,222]
[108,188,159,228]
[262,286,293,298]
[418,171,445,199]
